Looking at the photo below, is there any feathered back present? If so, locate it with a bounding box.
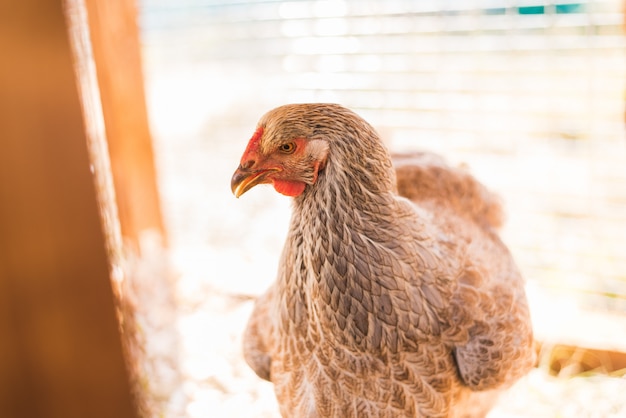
[392,152,503,230]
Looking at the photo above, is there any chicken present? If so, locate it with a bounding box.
[231,104,535,418]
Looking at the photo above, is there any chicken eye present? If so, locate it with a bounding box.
[279,142,296,154]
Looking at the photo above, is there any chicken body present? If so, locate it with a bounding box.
[232,104,534,418]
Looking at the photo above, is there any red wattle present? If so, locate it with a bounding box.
[273,180,306,197]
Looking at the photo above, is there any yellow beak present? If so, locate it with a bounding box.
[230,167,279,198]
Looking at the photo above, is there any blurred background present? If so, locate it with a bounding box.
[140,0,626,302]
[129,1,626,417]
[8,0,626,417]
[129,0,626,416]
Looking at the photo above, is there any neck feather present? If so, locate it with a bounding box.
[278,131,419,350]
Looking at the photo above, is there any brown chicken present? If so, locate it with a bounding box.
[231,104,534,418]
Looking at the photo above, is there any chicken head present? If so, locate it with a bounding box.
[231,120,329,198]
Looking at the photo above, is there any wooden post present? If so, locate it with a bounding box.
[82,0,167,253]
[0,0,138,417]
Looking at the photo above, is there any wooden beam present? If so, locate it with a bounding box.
[82,0,166,253]
[0,0,138,417]
[537,342,626,377]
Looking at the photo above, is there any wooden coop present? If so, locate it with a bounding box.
[0,0,171,416]
[1,0,626,417]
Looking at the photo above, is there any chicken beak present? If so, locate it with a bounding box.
[231,166,279,198]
